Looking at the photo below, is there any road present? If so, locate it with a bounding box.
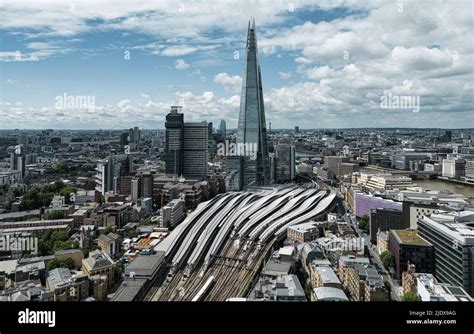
[347,213,401,301]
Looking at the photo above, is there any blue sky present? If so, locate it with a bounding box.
[0,0,473,129]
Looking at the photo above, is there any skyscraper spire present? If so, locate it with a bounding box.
[236,19,270,186]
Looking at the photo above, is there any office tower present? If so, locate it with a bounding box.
[219,119,227,139]
[208,122,217,158]
[418,213,474,297]
[18,133,28,152]
[119,132,129,146]
[133,126,140,142]
[165,106,184,175]
[294,126,300,133]
[236,19,270,186]
[165,106,208,179]
[226,156,244,191]
[183,122,208,179]
[274,144,295,183]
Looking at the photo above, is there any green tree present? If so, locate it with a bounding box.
[114,262,123,283]
[46,258,75,271]
[127,228,139,238]
[402,292,421,301]
[47,210,65,220]
[358,215,369,233]
[100,226,113,235]
[380,250,394,270]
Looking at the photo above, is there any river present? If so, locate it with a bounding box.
[414,179,474,198]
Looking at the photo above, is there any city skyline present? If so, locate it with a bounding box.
[1,0,473,130]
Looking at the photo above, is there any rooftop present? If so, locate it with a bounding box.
[83,249,114,271]
[421,211,474,245]
[313,287,348,301]
[391,229,431,247]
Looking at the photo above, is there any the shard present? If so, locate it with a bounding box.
[236,19,270,186]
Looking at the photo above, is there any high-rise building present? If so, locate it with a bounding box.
[236,19,270,186]
[165,106,184,175]
[274,144,295,183]
[417,212,474,297]
[95,155,131,195]
[183,122,208,179]
[219,119,227,139]
[165,106,208,179]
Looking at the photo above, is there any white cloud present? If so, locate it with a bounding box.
[162,46,198,57]
[175,59,190,70]
[213,72,242,94]
[278,72,292,80]
[140,93,150,99]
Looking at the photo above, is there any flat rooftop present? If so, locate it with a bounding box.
[391,229,431,247]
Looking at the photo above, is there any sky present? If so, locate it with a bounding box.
[0,0,473,129]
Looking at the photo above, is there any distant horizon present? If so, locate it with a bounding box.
[1,126,473,132]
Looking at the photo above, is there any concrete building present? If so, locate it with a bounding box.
[376,231,389,255]
[442,158,465,179]
[417,211,474,296]
[46,268,89,301]
[82,250,115,290]
[346,263,388,301]
[369,208,406,244]
[98,232,121,258]
[325,156,349,177]
[287,222,320,242]
[165,106,208,179]
[388,229,434,281]
[401,201,440,229]
[312,287,348,301]
[182,122,209,179]
[160,199,185,228]
[416,273,473,301]
[310,265,342,289]
[393,153,429,170]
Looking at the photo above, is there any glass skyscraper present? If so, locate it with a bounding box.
[236,19,270,186]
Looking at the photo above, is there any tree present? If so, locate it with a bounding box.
[402,292,421,301]
[358,215,369,233]
[46,258,75,271]
[100,226,113,235]
[47,210,65,220]
[127,228,139,238]
[380,250,394,270]
[114,262,123,283]
[38,230,75,255]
